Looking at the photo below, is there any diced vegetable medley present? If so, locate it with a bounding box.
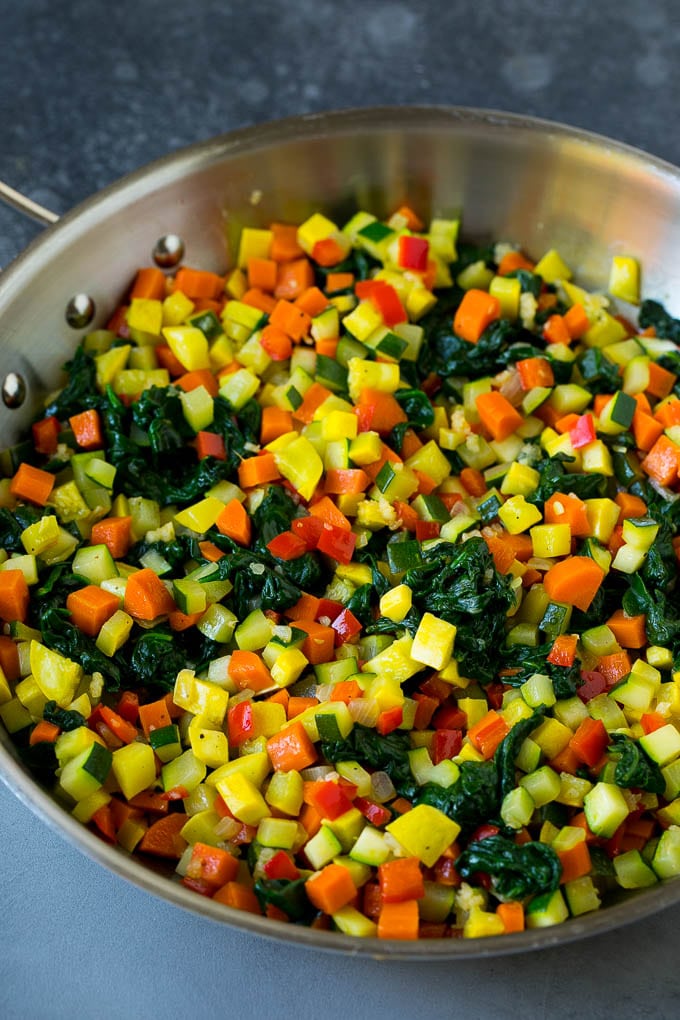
[3,202,680,941]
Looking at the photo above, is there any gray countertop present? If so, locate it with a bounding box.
[3,2,680,1017]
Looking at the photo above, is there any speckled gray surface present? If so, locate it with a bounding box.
[3,2,680,1017]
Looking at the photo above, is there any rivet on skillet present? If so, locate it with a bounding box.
[2,372,26,408]
[65,293,96,329]
[153,234,185,268]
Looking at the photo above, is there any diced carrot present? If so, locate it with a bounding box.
[292,381,334,424]
[476,391,524,441]
[516,356,555,390]
[654,398,680,428]
[641,435,680,486]
[138,813,188,858]
[543,556,605,612]
[597,651,632,686]
[497,250,534,275]
[543,314,572,345]
[9,462,55,506]
[614,491,648,519]
[557,839,592,884]
[284,593,321,621]
[175,368,219,397]
[646,361,677,400]
[241,287,277,314]
[295,286,330,318]
[173,267,224,300]
[325,271,354,294]
[0,570,30,623]
[66,585,121,637]
[138,697,173,738]
[198,540,225,562]
[168,609,203,631]
[247,256,278,292]
[212,881,262,913]
[324,468,370,495]
[274,259,315,302]
[186,842,240,888]
[496,901,525,933]
[130,266,166,300]
[467,710,510,759]
[377,899,420,940]
[260,406,294,445]
[270,222,305,262]
[128,789,170,814]
[308,495,352,532]
[563,303,590,340]
[453,289,501,343]
[537,293,558,312]
[123,568,175,621]
[90,516,132,559]
[606,608,647,648]
[237,452,281,489]
[548,745,581,775]
[287,695,320,719]
[311,236,348,267]
[195,431,226,461]
[259,324,293,361]
[267,720,318,771]
[228,650,273,693]
[216,498,252,546]
[0,635,20,682]
[305,862,357,915]
[155,344,186,377]
[554,412,580,435]
[459,466,487,497]
[544,492,591,537]
[378,857,425,903]
[292,618,336,665]
[29,720,60,745]
[265,688,289,710]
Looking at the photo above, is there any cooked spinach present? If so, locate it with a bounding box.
[623,572,680,652]
[321,723,414,796]
[253,877,317,923]
[202,537,303,618]
[495,709,545,799]
[608,733,665,794]
[0,505,44,553]
[526,455,608,505]
[44,345,99,419]
[39,603,123,688]
[500,643,582,700]
[456,835,562,900]
[42,701,87,732]
[577,348,623,394]
[393,388,435,430]
[415,761,500,834]
[638,299,680,343]
[402,538,515,683]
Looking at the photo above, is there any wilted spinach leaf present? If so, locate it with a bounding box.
[456,835,562,900]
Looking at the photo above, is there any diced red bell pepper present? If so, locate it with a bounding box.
[415,520,441,542]
[432,703,467,730]
[484,682,506,711]
[397,235,429,271]
[291,515,324,550]
[305,780,353,821]
[115,690,140,723]
[577,670,607,703]
[569,717,609,767]
[315,597,345,622]
[376,705,403,735]
[195,431,227,461]
[227,700,255,745]
[331,607,362,645]
[354,796,392,828]
[316,523,357,565]
[569,413,596,450]
[368,280,407,327]
[32,415,61,455]
[267,530,308,560]
[413,693,439,730]
[469,824,501,842]
[263,849,300,881]
[431,728,463,763]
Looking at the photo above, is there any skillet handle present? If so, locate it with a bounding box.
[0,179,59,226]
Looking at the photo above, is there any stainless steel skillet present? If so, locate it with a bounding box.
[2,105,680,958]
